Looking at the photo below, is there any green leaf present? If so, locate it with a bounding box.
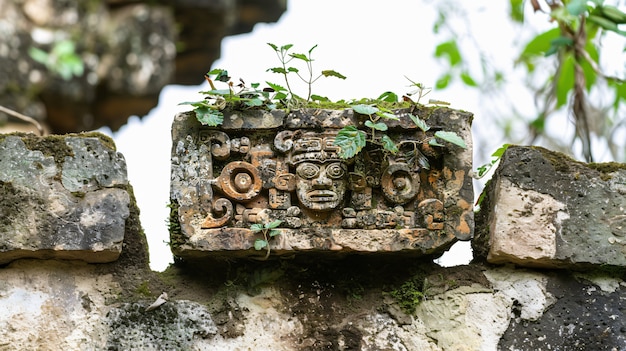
[376,112,399,120]
[194,107,224,126]
[434,40,462,67]
[245,98,264,107]
[287,67,299,73]
[334,126,367,159]
[53,40,75,55]
[409,114,430,132]
[274,92,288,100]
[321,70,347,79]
[178,100,204,107]
[460,72,478,87]
[280,44,293,51]
[267,43,278,51]
[266,220,282,229]
[545,36,573,56]
[365,120,388,131]
[28,47,49,64]
[254,239,268,251]
[381,134,398,154]
[207,68,226,76]
[265,81,288,92]
[206,89,233,96]
[491,144,510,159]
[556,55,575,108]
[290,53,309,62]
[308,44,318,54]
[377,91,398,102]
[434,131,467,148]
[311,94,330,102]
[267,67,287,74]
[428,139,445,147]
[214,69,230,82]
[435,73,451,89]
[509,0,525,22]
[250,223,264,232]
[519,28,560,67]
[352,104,379,115]
[269,229,281,237]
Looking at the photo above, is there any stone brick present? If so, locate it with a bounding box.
[0,133,130,264]
[474,145,626,268]
[169,107,474,259]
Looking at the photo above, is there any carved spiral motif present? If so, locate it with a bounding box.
[217,161,262,201]
[381,163,420,205]
[201,198,234,229]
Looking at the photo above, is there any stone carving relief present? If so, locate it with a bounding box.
[170,107,474,258]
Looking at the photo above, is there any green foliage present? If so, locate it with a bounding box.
[335,126,367,159]
[29,39,84,80]
[435,0,626,163]
[182,46,466,164]
[181,44,346,126]
[336,96,467,159]
[385,275,427,314]
[251,219,282,260]
[474,144,511,179]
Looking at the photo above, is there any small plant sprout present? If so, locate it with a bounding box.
[267,43,346,104]
[251,219,282,260]
[403,76,432,104]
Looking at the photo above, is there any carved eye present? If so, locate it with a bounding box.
[296,163,320,179]
[326,162,346,179]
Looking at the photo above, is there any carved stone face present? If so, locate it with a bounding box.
[295,161,348,211]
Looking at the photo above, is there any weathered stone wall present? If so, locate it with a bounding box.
[1,129,625,350]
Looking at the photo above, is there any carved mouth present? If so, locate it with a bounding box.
[306,190,338,202]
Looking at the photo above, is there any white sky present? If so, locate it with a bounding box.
[103,0,579,271]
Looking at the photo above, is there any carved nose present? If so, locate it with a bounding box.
[312,175,332,188]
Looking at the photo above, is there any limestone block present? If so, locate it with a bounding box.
[0,133,129,264]
[474,145,626,268]
[169,107,474,259]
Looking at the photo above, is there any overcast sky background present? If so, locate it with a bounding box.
[102,0,557,271]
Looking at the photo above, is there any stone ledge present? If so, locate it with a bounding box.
[474,145,626,269]
[0,133,130,264]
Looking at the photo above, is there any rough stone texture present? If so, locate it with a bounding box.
[474,145,626,269]
[169,107,474,259]
[0,133,129,264]
[0,0,286,133]
[1,133,626,350]
[2,257,624,350]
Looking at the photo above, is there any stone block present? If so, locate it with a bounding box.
[0,133,130,264]
[474,145,626,268]
[169,106,473,259]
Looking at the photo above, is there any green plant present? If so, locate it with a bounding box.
[335,96,468,160]
[29,39,84,81]
[180,43,346,126]
[181,44,467,163]
[267,43,346,103]
[474,144,511,179]
[251,219,282,260]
